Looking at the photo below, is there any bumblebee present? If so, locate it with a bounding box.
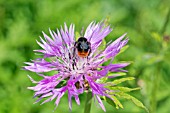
[74,37,91,58]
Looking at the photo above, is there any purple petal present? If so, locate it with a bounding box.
[84,22,112,47]
[74,95,80,105]
[68,92,72,110]
[96,95,106,112]
[55,92,65,106]
[97,63,130,76]
[27,75,38,83]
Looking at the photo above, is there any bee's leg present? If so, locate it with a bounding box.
[72,42,77,70]
[86,43,91,65]
[88,48,91,56]
[88,42,92,56]
[73,42,77,58]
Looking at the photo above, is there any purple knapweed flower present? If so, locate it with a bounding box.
[24,21,129,111]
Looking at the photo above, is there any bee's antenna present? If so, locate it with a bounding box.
[81,27,84,36]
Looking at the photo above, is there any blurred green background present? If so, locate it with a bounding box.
[0,0,170,113]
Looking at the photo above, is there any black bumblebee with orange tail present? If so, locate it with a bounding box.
[74,37,91,58]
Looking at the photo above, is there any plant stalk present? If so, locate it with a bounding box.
[161,8,170,34]
[83,92,92,113]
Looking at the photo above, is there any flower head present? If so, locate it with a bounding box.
[24,21,129,111]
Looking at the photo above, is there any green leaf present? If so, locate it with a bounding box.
[75,31,81,41]
[118,45,129,55]
[105,96,123,109]
[110,86,141,92]
[98,39,106,51]
[111,77,135,85]
[116,92,149,112]
[105,97,116,108]
[151,32,162,42]
[99,77,108,83]
[107,72,127,77]
[111,95,123,109]
[104,16,111,27]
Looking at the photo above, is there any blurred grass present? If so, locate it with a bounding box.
[0,0,170,113]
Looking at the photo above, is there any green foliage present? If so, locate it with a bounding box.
[105,96,123,109]
[111,77,135,85]
[98,39,106,51]
[0,0,170,113]
[110,86,141,92]
[116,92,149,113]
[105,76,148,112]
[118,45,129,55]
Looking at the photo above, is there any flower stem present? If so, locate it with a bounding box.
[150,64,161,113]
[84,92,92,113]
[161,8,170,34]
